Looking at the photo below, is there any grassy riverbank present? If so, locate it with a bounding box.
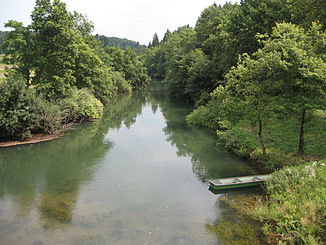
[213,117,326,244]
[253,159,326,244]
[207,110,326,171]
[187,106,326,244]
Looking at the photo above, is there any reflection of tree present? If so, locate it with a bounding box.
[0,92,145,229]
[148,80,258,182]
[104,91,147,129]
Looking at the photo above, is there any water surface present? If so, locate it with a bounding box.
[0,81,266,244]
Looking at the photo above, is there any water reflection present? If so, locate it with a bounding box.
[148,81,257,182]
[0,92,145,232]
[0,81,266,244]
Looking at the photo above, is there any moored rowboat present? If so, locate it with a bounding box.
[208,174,270,191]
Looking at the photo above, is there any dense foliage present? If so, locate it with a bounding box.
[105,46,150,89]
[1,0,149,140]
[0,75,40,139]
[146,0,326,159]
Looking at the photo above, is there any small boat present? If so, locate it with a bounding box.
[208,174,270,191]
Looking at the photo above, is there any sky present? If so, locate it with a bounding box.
[0,0,235,45]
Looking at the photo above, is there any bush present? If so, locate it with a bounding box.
[253,160,326,244]
[0,75,39,139]
[187,103,229,130]
[60,88,103,123]
[216,125,257,158]
[35,96,62,134]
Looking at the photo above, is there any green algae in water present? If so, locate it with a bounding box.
[206,222,262,245]
[206,192,267,245]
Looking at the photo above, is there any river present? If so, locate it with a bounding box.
[0,81,267,245]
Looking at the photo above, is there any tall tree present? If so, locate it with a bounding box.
[151,33,160,47]
[31,0,77,97]
[223,51,286,155]
[3,21,34,87]
[263,23,326,156]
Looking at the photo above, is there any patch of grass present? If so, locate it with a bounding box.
[252,159,326,244]
[216,110,326,170]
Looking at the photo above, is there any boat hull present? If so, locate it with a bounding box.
[208,174,270,191]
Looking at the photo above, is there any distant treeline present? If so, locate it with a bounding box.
[0,31,146,54]
[94,34,146,53]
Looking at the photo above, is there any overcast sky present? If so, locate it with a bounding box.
[0,0,236,45]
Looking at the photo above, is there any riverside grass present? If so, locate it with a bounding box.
[252,159,326,244]
[214,110,326,170]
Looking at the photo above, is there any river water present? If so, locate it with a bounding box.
[0,81,267,245]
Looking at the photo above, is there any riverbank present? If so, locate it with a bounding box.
[0,131,64,148]
[252,159,326,244]
[187,104,326,243]
[214,110,326,171]
[211,114,326,243]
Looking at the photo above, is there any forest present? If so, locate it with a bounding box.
[0,0,149,140]
[144,0,326,243]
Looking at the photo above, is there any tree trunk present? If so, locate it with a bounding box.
[297,109,306,157]
[258,119,267,155]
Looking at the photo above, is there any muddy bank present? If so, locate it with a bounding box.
[0,131,64,148]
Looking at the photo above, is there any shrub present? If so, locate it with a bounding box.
[60,88,103,123]
[253,160,326,244]
[35,96,62,134]
[187,104,229,130]
[0,75,39,139]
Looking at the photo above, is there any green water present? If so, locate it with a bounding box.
[0,81,266,245]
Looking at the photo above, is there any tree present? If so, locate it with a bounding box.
[222,51,286,155]
[105,46,150,90]
[3,21,34,87]
[223,23,326,157]
[0,31,9,54]
[151,33,160,47]
[260,23,326,156]
[30,0,108,99]
[290,0,326,30]
[162,29,171,43]
[30,0,77,98]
